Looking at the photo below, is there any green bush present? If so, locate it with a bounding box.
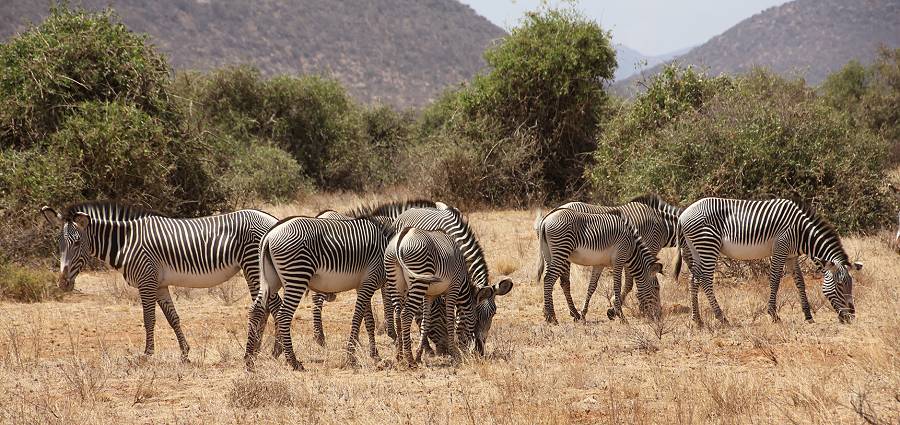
[0,6,174,149]
[410,8,616,205]
[0,261,59,302]
[588,65,891,232]
[216,141,312,207]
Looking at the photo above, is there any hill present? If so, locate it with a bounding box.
[0,0,506,108]
[616,0,900,93]
[614,44,691,81]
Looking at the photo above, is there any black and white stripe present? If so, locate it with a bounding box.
[535,208,663,324]
[41,202,280,362]
[391,207,514,355]
[675,197,862,325]
[384,227,475,365]
[552,194,682,317]
[245,215,395,370]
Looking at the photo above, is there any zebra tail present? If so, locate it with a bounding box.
[259,238,280,304]
[673,225,684,280]
[535,219,550,285]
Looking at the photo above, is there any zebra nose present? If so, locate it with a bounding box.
[848,303,855,315]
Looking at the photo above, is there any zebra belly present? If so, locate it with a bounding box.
[159,264,241,288]
[568,247,615,267]
[308,270,364,294]
[721,238,775,260]
[424,279,451,297]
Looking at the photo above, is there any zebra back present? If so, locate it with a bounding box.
[347,199,442,219]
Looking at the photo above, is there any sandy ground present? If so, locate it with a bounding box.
[1,206,898,424]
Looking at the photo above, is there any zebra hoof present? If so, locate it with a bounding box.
[570,311,583,322]
[287,359,305,371]
[606,308,616,320]
[314,336,326,347]
[805,318,815,324]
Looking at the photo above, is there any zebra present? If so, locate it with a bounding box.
[244,214,395,370]
[674,197,863,325]
[391,207,515,355]
[535,208,663,324]
[546,194,682,319]
[384,227,477,365]
[40,201,282,362]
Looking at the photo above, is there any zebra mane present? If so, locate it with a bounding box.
[443,207,491,280]
[63,200,165,222]
[628,193,683,214]
[793,201,849,263]
[347,198,439,218]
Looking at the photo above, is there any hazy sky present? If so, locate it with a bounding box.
[457,0,791,56]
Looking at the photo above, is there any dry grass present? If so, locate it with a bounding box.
[1,201,898,424]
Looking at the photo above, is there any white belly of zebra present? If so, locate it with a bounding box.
[308,270,363,294]
[568,246,616,267]
[721,237,775,260]
[423,279,451,297]
[159,264,241,288]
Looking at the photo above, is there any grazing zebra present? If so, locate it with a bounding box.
[391,207,515,355]
[550,194,682,319]
[40,202,281,362]
[675,197,862,325]
[245,215,395,370]
[385,227,475,364]
[536,208,663,324]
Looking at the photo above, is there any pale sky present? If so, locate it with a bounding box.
[457,0,791,56]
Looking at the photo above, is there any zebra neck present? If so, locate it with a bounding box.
[87,220,134,270]
[799,219,845,264]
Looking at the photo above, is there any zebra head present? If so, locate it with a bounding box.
[41,206,91,291]
[818,260,863,323]
[472,277,514,355]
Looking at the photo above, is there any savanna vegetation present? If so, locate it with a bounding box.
[1,5,898,274]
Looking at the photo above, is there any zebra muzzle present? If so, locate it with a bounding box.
[57,268,74,291]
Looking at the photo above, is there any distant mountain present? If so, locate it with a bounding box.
[614,44,693,81]
[0,0,507,108]
[615,0,900,93]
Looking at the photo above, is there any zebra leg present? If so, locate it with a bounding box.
[445,290,461,360]
[697,265,728,325]
[312,293,327,346]
[245,292,269,366]
[621,271,635,302]
[364,301,379,360]
[767,245,788,323]
[689,268,703,326]
[559,265,582,321]
[156,286,190,362]
[267,294,284,358]
[607,264,626,321]
[414,297,434,363]
[790,259,814,323]
[240,257,285,358]
[346,278,379,364]
[542,259,567,325]
[400,285,425,366]
[278,277,309,371]
[581,266,603,320]
[381,288,397,340]
[137,282,159,357]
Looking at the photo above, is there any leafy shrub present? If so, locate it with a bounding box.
[0,6,174,149]
[216,141,312,207]
[822,48,900,163]
[0,261,59,302]
[588,65,891,232]
[410,7,616,205]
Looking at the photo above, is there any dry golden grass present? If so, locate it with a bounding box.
[1,202,898,424]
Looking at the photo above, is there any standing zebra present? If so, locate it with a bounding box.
[536,208,663,324]
[245,215,395,370]
[384,227,484,365]
[40,202,282,362]
[550,194,682,319]
[675,197,862,325]
[391,207,515,355]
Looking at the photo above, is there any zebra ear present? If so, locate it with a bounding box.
[851,262,863,271]
[40,206,62,226]
[476,286,494,304]
[495,277,513,296]
[72,212,90,229]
